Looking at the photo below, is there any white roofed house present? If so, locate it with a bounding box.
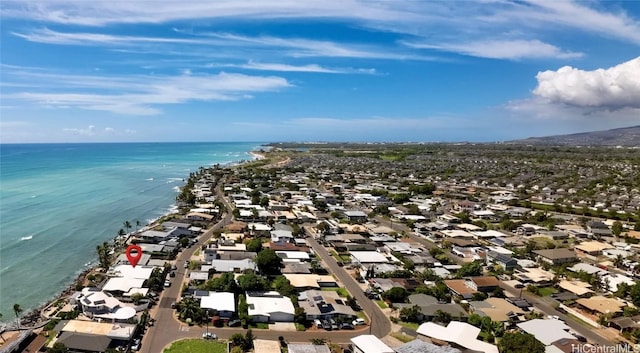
[74,288,137,322]
[417,321,499,353]
[350,335,394,353]
[246,291,295,323]
[271,229,294,243]
[200,292,236,320]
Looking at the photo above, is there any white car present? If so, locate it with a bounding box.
[352,318,366,326]
[164,280,171,287]
[202,332,217,340]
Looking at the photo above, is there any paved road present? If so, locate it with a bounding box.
[141,182,382,352]
[376,215,614,344]
[141,182,233,353]
[306,236,392,338]
[499,284,612,345]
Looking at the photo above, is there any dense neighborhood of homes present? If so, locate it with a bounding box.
[8,144,640,353]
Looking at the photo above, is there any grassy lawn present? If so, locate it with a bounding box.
[391,332,415,343]
[375,300,388,309]
[194,249,200,256]
[163,339,227,353]
[321,287,349,297]
[537,287,556,297]
[356,311,367,320]
[249,322,269,329]
[295,323,306,331]
[398,321,419,330]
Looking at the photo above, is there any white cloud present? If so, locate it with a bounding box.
[3,68,291,115]
[63,125,96,136]
[1,1,423,26]
[533,56,640,109]
[208,61,376,74]
[405,39,582,60]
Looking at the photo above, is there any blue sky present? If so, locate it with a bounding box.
[1,1,639,143]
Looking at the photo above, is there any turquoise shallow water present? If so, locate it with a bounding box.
[0,142,259,319]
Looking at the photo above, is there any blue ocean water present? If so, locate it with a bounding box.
[0,142,260,320]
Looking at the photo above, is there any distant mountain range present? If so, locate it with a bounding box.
[509,125,640,146]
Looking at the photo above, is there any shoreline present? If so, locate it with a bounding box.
[2,148,264,329]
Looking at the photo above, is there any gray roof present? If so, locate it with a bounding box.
[394,339,462,353]
[57,332,112,352]
[288,343,331,353]
[408,294,438,307]
[517,319,575,345]
[533,248,576,260]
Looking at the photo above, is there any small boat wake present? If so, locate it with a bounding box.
[20,235,33,241]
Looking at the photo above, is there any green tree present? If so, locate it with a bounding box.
[123,220,132,233]
[629,282,640,306]
[456,261,483,277]
[498,332,545,353]
[236,271,267,292]
[246,238,263,253]
[48,342,68,353]
[130,293,144,305]
[382,287,408,303]
[612,221,624,237]
[176,297,202,323]
[96,242,112,270]
[255,248,283,275]
[400,305,422,322]
[271,276,296,297]
[294,307,307,325]
[433,309,452,324]
[238,294,250,327]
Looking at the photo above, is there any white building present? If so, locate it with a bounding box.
[246,291,295,323]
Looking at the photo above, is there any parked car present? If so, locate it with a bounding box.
[314,319,323,328]
[169,272,176,277]
[184,261,190,268]
[130,339,141,351]
[330,319,338,330]
[352,318,366,326]
[202,332,217,340]
[340,323,354,330]
[164,280,171,287]
[227,319,241,327]
[322,320,332,330]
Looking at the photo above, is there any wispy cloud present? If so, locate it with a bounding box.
[1,1,424,26]
[207,61,377,74]
[3,67,291,115]
[404,39,583,60]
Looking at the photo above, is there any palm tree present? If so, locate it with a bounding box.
[123,220,132,234]
[13,304,23,329]
[135,219,141,231]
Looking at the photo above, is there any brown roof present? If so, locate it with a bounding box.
[471,276,500,287]
[444,279,477,295]
[533,248,577,260]
[225,221,247,232]
[576,296,624,314]
[552,339,585,353]
[269,242,309,252]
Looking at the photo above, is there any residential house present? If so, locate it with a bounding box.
[486,251,517,271]
[533,248,578,265]
[575,296,625,317]
[517,319,576,346]
[350,335,394,353]
[288,343,331,353]
[199,292,236,319]
[416,321,499,353]
[469,298,524,323]
[394,339,461,353]
[298,289,356,321]
[246,291,295,323]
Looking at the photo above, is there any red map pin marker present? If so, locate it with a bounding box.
[126,244,142,268]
